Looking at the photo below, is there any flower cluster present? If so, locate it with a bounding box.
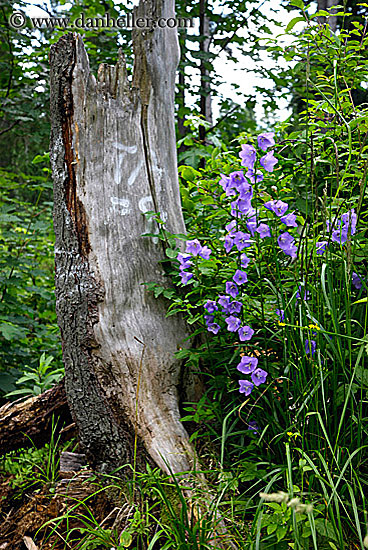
[316,208,358,255]
[178,239,211,285]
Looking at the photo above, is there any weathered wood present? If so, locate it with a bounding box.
[49,0,198,475]
[0,381,72,455]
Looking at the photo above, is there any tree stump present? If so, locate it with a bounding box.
[49,0,197,476]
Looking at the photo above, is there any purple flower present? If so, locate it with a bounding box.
[256,223,271,238]
[225,315,241,332]
[280,212,298,227]
[239,380,254,395]
[207,323,220,335]
[342,209,357,235]
[276,309,285,322]
[233,269,248,285]
[278,232,294,248]
[204,314,214,325]
[316,241,328,255]
[199,245,211,260]
[247,221,258,236]
[238,182,254,200]
[237,356,258,374]
[218,295,231,311]
[230,171,247,189]
[247,420,259,434]
[234,231,251,251]
[180,271,193,285]
[239,144,256,170]
[240,254,250,268]
[305,339,316,356]
[231,198,252,217]
[186,239,202,256]
[278,232,297,257]
[204,300,218,314]
[226,281,239,299]
[226,220,237,235]
[296,285,310,301]
[224,235,234,253]
[177,253,192,269]
[251,368,268,386]
[238,326,255,341]
[229,300,242,314]
[260,151,278,172]
[219,173,230,191]
[257,132,275,152]
[246,169,264,183]
[264,200,289,217]
[332,227,348,245]
[352,272,363,290]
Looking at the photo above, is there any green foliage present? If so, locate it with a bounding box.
[0,417,73,495]
[5,352,64,398]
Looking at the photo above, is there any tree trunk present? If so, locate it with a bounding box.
[199,0,213,143]
[0,381,73,455]
[49,0,198,476]
[317,0,339,31]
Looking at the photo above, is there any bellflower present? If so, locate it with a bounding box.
[229,300,242,314]
[247,221,258,236]
[276,309,285,322]
[316,241,328,255]
[199,245,211,260]
[224,235,234,253]
[177,253,192,269]
[246,169,264,183]
[233,269,248,285]
[332,227,348,245]
[237,356,258,374]
[278,232,294,248]
[257,132,275,151]
[204,300,218,314]
[207,323,220,335]
[234,231,251,251]
[226,315,241,332]
[219,173,230,191]
[251,368,268,386]
[186,239,202,256]
[238,182,254,200]
[239,380,254,395]
[305,339,316,356]
[226,281,239,299]
[226,220,237,235]
[264,200,288,217]
[231,198,251,217]
[239,144,256,170]
[260,151,278,172]
[296,285,310,301]
[280,212,298,227]
[230,171,247,189]
[342,209,357,235]
[238,325,255,341]
[256,223,271,238]
[352,272,363,290]
[204,314,214,325]
[247,420,259,434]
[240,254,250,268]
[218,295,231,311]
[180,271,193,285]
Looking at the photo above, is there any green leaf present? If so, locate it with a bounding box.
[276,525,288,541]
[289,0,304,9]
[285,16,305,32]
[165,248,178,259]
[267,523,278,535]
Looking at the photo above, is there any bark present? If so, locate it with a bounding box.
[49,1,198,476]
[317,0,339,31]
[0,381,72,455]
[199,0,213,145]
